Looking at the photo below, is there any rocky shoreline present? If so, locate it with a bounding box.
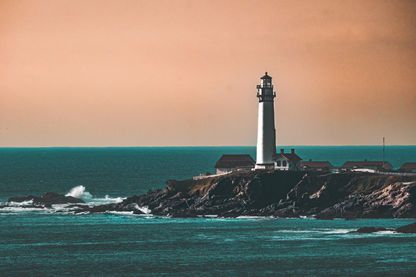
[6,170,416,232]
[8,171,416,220]
[7,192,85,207]
[85,171,416,218]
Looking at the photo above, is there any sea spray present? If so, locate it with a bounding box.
[104,195,124,203]
[66,185,125,204]
[9,199,34,206]
[66,185,93,200]
[135,204,151,214]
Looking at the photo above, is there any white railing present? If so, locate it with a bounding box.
[375,171,416,176]
[350,168,416,176]
[192,171,231,180]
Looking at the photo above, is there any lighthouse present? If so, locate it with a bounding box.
[255,72,276,170]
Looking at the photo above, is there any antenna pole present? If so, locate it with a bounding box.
[383,137,385,165]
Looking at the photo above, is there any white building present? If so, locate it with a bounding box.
[272,149,302,171]
[255,72,276,170]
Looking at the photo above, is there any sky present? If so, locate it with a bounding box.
[1,0,415,147]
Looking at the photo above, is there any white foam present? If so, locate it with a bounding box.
[106,211,134,215]
[65,186,125,205]
[278,229,353,234]
[89,195,124,204]
[322,229,352,234]
[9,200,34,206]
[236,216,270,219]
[66,186,93,200]
[300,215,316,219]
[1,206,47,212]
[135,204,151,214]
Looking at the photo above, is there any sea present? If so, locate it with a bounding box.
[1,146,416,276]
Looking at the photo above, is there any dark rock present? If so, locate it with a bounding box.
[349,227,394,233]
[169,210,199,218]
[9,192,85,205]
[395,222,416,233]
[218,209,243,218]
[67,204,90,209]
[8,195,39,203]
[52,171,416,219]
[19,205,46,209]
[314,214,334,220]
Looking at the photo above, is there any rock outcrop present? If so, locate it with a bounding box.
[8,192,85,205]
[71,171,416,218]
[349,227,394,233]
[395,222,416,233]
[349,221,416,234]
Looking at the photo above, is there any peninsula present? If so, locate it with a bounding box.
[72,170,416,219]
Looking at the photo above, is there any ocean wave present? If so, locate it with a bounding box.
[134,204,151,214]
[278,229,354,234]
[8,200,34,206]
[66,185,93,200]
[65,185,125,204]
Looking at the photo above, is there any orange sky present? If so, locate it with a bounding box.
[1,0,415,147]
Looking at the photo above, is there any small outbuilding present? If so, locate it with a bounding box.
[214,154,256,174]
[399,162,416,173]
[301,159,333,172]
[341,159,393,171]
[272,149,302,171]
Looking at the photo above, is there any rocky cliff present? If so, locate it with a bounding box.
[74,171,416,219]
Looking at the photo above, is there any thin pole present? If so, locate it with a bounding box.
[383,137,385,166]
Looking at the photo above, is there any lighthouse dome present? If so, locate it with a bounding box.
[260,72,272,79]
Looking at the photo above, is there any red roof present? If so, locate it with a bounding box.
[300,161,332,168]
[341,161,392,168]
[400,163,416,170]
[214,154,256,168]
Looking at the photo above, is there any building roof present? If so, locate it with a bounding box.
[341,160,392,168]
[400,162,416,170]
[272,153,302,162]
[260,72,272,79]
[300,161,333,168]
[214,154,256,168]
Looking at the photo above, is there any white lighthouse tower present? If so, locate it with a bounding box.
[255,72,276,170]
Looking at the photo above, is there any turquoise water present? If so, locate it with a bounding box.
[1,146,415,202]
[1,146,416,275]
[1,213,416,276]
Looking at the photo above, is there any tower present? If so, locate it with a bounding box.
[255,72,276,169]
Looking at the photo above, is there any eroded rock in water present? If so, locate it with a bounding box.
[33,171,416,219]
[395,222,416,233]
[349,221,416,234]
[8,192,85,205]
[349,227,394,233]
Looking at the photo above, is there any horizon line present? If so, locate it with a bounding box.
[0,145,415,149]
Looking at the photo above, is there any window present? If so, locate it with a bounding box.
[276,161,281,166]
[283,161,287,166]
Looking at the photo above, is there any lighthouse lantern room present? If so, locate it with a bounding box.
[255,72,276,170]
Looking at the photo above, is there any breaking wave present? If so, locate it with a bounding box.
[10,199,34,206]
[134,204,151,214]
[66,186,124,204]
[66,186,93,200]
